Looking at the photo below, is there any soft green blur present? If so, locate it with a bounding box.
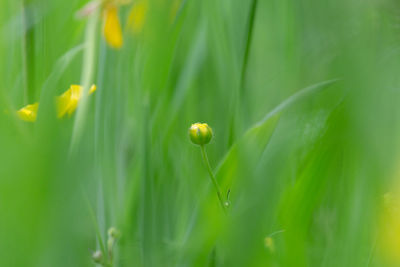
[1,0,400,266]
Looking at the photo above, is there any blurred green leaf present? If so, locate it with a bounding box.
[216,79,339,196]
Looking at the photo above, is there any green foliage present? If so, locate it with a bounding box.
[1,0,400,266]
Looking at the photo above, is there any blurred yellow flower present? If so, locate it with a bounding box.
[103,3,124,49]
[77,0,149,47]
[77,0,130,49]
[57,84,97,118]
[17,84,96,122]
[17,102,39,122]
[127,0,148,34]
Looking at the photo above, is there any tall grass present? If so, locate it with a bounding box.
[1,0,400,266]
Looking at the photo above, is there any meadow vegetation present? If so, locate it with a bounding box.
[1,0,400,266]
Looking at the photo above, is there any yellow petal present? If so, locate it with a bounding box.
[57,84,97,118]
[89,84,97,94]
[57,86,73,118]
[127,1,147,34]
[103,5,123,49]
[67,85,83,116]
[17,102,39,122]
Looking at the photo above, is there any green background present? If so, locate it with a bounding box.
[1,0,400,266]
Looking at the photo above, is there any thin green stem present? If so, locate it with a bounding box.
[200,145,226,213]
[81,188,107,263]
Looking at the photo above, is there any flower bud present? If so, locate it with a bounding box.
[107,227,121,239]
[92,250,103,264]
[189,123,213,145]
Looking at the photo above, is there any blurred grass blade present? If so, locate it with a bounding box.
[40,44,84,95]
[215,113,279,194]
[35,44,84,123]
[216,79,339,193]
[239,0,258,97]
[255,79,339,127]
[170,22,207,117]
[71,10,99,151]
[21,0,35,104]
[154,21,207,140]
[82,189,107,260]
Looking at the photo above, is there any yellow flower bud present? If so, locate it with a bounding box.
[189,123,213,146]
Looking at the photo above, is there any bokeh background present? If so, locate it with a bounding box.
[1,0,400,266]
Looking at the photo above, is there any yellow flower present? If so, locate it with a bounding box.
[16,84,96,122]
[57,84,97,118]
[77,0,148,48]
[77,0,129,49]
[127,0,148,34]
[17,102,39,122]
[103,0,136,48]
[103,3,123,49]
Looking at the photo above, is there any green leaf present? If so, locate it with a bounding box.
[215,113,279,195]
[215,79,339,195]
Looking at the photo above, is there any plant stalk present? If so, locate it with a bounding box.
[200,145,226,213]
